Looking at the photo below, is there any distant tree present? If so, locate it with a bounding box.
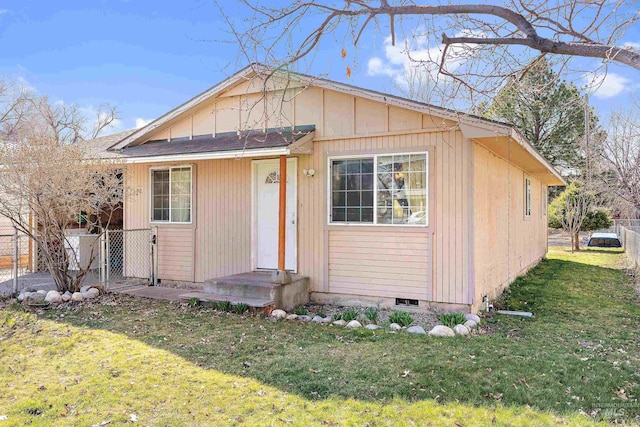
[483,59,600,172]
[548,181,612,252]
[592,110,640,218]
[0,78,123,293]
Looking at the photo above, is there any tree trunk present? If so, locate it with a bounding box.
[573,232,581,251]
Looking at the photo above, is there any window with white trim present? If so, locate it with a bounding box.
[524,177,532,217]
[151,166,192,223]
[329,153,428,226]
[542,184,547,217]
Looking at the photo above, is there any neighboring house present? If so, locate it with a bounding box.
[103,64,564,312]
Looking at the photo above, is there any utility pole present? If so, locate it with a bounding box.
[584,93,590,187]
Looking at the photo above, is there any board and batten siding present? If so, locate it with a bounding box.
[124,159,254,283]
[472,142,548,309]
[125,81,474,305]
[124,163,196,282]
[298,130,473,306]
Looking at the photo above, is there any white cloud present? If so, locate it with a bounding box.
[623,41,640,50]
[583,71,632,99]
[366,32,478,92]
[135,118,151,129]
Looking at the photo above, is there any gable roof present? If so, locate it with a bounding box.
[106,64,564,185]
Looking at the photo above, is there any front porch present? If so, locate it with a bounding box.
[114,271,309,309]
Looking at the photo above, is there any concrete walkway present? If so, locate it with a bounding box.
[111,285,189,302]
[0,272,56,296]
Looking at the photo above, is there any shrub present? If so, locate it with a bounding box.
[340,309,359,322]
[189,297,199,308]
[364,307,378,324]
[211,300,232,312]
[293,306,308,316]
[439,312,467,328]
[232,303,249,314]
[389,311,413,327]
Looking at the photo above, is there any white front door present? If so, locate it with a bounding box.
[254,158,297,271]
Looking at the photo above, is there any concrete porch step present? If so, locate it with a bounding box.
[202,272,310,309]
[178,291,274,308]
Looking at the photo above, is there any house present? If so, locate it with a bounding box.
[104,64,564,312]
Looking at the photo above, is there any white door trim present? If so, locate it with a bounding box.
[251,158,298,273]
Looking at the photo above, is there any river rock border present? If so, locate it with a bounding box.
[269,309,481,337]
[17,285,103,306]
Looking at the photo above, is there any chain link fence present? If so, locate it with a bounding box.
[0,227,155,296]
[620,226,640,271]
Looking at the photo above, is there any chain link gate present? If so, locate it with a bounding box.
[102,228,156,290]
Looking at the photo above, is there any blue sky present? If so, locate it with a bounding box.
[0,1,638,133]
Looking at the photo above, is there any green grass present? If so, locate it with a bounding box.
[0,247,638,425]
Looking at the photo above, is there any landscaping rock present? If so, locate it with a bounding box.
[320,316,333,324]
[270,309,287,319]
[406,325,426,335]
[311,315,324,323]
[82,288,99,300]
[465,313,481,324]
[17,291,28,302]
[389,323,402,331]
[61,292,72,302]
[36,290,47,295]
[297,315,312,322]
[28,292,46,303]
[285,314,298,321]
[428,325,455,337]
[45,291,62,304]
[365,324,380,330]
[71,292,83,302]
[346,320,362,329]
[284,305,294,313]
[332,319,347,326]
[454,324,470,336]
[80,285,91,293]
[464,320,477,329]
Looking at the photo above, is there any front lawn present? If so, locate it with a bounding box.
[1,247,639,426]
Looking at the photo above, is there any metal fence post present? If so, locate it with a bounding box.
[152,226,158,286]
[12,227,18,295]
[105,230,111,289]
[100,231,107,288]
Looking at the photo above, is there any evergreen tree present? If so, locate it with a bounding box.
[485,59,600,173]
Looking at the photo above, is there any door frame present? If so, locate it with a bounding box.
[251,157,298,272]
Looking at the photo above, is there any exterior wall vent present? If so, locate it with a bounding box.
[395,298,419,307]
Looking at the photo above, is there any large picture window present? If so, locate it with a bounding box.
[330,152,428,226]
[151,166,192,223]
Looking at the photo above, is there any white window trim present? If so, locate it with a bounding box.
[327,152,429,227]
[542,183,547,217]
[524,176,532,219]
[149,165,193,224]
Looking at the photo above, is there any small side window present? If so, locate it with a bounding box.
[524,177,532,218]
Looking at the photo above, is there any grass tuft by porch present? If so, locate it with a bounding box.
[1,247,639,425]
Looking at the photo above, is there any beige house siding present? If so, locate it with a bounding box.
[132,78,458,144]
[327,230,431,300]
[121,80,558,309]
[299,130,472,306]
[472,142,548,310]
